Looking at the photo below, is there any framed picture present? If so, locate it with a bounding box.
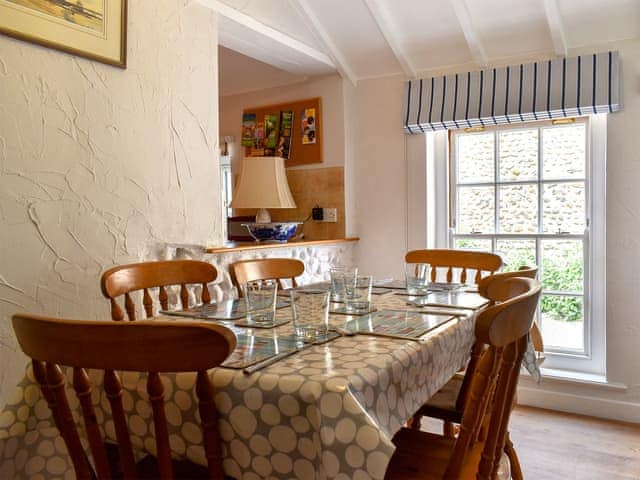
[0,0,127,68]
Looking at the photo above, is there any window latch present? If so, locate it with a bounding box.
[557,229,570,235]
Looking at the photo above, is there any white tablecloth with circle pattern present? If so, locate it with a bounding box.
[0,293,476,479]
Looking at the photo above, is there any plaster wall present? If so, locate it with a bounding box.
[350,38,640,421]
[0,0,222,407]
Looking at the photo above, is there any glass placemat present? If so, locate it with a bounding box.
[222,334,302,369]
[343,309,456,340]
[160,298,290,321]
[330,305,377,315]
[406,291,490,310]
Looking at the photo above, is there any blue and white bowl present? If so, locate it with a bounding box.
[242,222,302,242]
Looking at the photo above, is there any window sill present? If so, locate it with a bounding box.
[521,367,627,392]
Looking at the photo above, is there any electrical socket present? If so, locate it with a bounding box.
[323,208,337,222]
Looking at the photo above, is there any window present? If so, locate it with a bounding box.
[446,116,606,375]
[220,155,233,240]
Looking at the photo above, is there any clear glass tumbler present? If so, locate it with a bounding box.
[329,265,358,302]
[242,279,278,326]
[344,275,373,313]
[405,262,430,295]
[290,289,330,341]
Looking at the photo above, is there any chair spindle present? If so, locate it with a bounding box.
[148,372,173,479]
[159,286,169,311]
[104,369,137,478]
[143,288,154,318]
[124,293,136,321]
[73,367,112,479]
[196,371,225,479]
[180,284,189,309]
[46,363,93,480]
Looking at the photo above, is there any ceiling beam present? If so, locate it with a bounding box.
[288,0,358,86]
[197,0,335,68]
[542,0,568,57]
[450,0,488,68]
[363,0,416,79]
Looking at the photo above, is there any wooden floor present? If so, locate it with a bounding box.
[508,406,640,480]
[420,406,640,479]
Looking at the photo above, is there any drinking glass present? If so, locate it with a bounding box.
[344,275,373,313]
[290,289,330,341]
[242,279,278,326]
[329,265,358,302]
[405,262,430,295]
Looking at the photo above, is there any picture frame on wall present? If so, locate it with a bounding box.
[0,0,127,68]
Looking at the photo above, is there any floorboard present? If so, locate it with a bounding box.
[508,406,640,480]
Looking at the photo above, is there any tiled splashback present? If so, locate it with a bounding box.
[234,166,345,240]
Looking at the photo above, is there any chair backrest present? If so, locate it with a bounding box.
[477,265,538,300]
[405,249,502,284]
[101,260,218,321]
[12,314,236,480]
[477,265,544,353]
[444,277,541,479]
[230,258,305,297]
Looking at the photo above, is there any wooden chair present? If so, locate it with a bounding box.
[385,277,541,479]
[11,314,236,480]
[411,268,540,480]
[229,258,304,297]
[101,260,218,321]
[405,249,502,285]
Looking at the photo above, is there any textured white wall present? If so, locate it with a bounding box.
[0,1,221,407]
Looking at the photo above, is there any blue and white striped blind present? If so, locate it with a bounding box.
[403,51,621,133]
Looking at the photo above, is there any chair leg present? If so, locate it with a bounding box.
[504,433,523,480]
[407,414,422,430]
[443,421,457,437]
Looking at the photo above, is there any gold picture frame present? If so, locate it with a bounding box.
[0,0,127,68]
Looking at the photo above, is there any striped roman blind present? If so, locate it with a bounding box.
[403,51,621,133]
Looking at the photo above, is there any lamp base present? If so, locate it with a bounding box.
[242,222,302,243]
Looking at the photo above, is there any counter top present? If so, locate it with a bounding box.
[205,237,359,254]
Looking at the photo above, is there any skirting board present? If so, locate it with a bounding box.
[517,385,640,424]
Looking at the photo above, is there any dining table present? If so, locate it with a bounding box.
[0,282,485,480]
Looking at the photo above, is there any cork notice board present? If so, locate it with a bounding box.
[241,97,322,167]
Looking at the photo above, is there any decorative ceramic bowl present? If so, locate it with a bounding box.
[242,222,302,242]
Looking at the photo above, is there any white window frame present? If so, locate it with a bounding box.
[420,115,606,376]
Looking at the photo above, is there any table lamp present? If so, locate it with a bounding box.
[231,156,302,242]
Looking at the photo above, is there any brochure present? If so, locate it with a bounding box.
[241,113,256,147]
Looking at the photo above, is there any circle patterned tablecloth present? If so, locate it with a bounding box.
[0,293,476,479]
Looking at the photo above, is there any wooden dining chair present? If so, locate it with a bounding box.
[405,249,502,285]
[101,260,218,321]
[12,313,236,480]
[229,258,305,297]
[385,277,541,480]
[410,268,540,480]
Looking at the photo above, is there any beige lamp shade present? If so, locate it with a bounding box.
[231,157,296,209]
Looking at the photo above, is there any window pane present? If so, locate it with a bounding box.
[498,184,538,233]
[542,125,586,179]
[457,133,494,183]
[541,240,583,292]
[499,129,538,182]
[457,186,495,233]
[496,239,536,271]
[541,294,584,351]
[542,182,585,234]
[454,238,492,251]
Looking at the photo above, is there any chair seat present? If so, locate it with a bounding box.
[414,374,464,424]
[385,428,483,479]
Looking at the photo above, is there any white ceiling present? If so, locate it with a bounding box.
[208,0,640,94]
